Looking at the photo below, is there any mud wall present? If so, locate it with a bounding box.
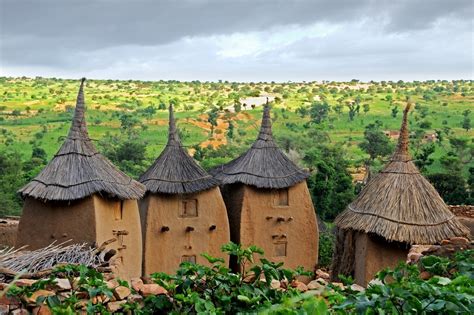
[236,182,318,273]
[140,187,230,275]
[93,196,142,280]
[16,197,96,249]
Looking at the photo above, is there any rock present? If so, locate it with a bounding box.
[114,286,131,300]
[15,279,36,287]
[270,279,280,289]
[106,279,120,290]
[307,280,325,290]
[315,269,330,280]
[0,305,8,314]
[350,284,365,292]
[407,252,423,263]
[368,279,383,287]
[0,295,21,307]
[11,309,28,315]
[291,280,308,292]
[440,239,451,246]
[140,283,168,296]
[425,245,441,253]
[315,278,328,285]
[420,271,431,280]
[450,237,469,246]
[128,294,143,303]
[332,282,345,290]
[131,278,144,292]
[74,300,88,310]
[54,278,71,291]
[107,300,126,312]
[32,305,52,315]
[26,290,55,304]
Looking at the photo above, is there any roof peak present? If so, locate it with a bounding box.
[67,78,89,140]
[168,104,181,145]
[256,99,273,141]
[392,102,411,161]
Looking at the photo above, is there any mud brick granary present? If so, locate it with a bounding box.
[17,78,145,279]
[139,105,230,275]
[332,103,469,286]
[211,103,319,271]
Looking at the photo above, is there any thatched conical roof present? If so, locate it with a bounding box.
[19,78,145,201]
[335,104,469,244]
[139,105,219,194]
[210,103,308,189]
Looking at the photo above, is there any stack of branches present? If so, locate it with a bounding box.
[0,240,116,282]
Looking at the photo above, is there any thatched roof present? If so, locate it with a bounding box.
[19,78,145,201]
[139,105,219,194]
[210,103,308,189]
[335,104,469,244]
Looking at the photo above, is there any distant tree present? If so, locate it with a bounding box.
[363,104,370,115]
[461,109,471,132]
[391,106,399,118]
[359,123,393,165]
[309,101,330,124]
[227,120,234,141]
[207,107,219,136]
[346,103,357,121]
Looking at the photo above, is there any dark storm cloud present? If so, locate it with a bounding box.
[0,0,472,80]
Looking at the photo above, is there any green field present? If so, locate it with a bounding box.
[0,77,472,215]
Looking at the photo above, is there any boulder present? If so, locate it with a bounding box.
[114,286,131,300]
[107,300,126,312]
[315,269,330,280]
[307,280,325,290]
[26,290,55,304]
[54,278,71,291]
[131,278,144,292]
[140,284,168,296]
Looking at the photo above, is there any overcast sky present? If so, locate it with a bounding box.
[0,0,472,82]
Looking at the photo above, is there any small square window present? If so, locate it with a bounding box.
[181,255,196,264]
[274,242,287,257]
[180,199,198,217]
[114,201,124,220]
[273,189,289,206]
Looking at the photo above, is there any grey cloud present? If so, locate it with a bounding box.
[0,0,472,80]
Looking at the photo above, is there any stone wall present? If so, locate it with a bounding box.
[449,205,474,218]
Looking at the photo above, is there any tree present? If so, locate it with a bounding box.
[363,104,370,115]
[359,123,393,163]
[309,101,330,124]
[414,143,435,172]
[304,145,355,221]
[391,106,399,118]
[207,107,219,136]
[347,103,357,121]
[461,109,471,132]
[427,173,469,205]
[0,150,25,215]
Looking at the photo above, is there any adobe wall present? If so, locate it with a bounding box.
[237,182,318,273]
[0,218,19,248]
[354,233,408,287]
[140,187,230,275]
[93,196,143,280]
[16,197,96,249]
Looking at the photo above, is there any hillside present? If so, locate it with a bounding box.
[0,77,472,215]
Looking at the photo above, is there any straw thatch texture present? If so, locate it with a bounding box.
[210,103,308,189]
[19,78,145,201]
[335,104,469,244]
[139,105,219,194]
